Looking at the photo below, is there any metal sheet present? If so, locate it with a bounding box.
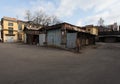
[47,29,61,46]
[39,34,45,46]
[67,33,77,48]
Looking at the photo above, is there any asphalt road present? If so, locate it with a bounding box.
[0,43,120,84]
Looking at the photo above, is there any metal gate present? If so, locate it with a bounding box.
[67,33,77,48]
[47,29,61,46]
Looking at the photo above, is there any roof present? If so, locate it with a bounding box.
[17,20,27,23]
[85,25,94,27]
[2,16,25,23]
[24,26,42,31]
[83,25,98,28]
[64,23,85,32]
[3,16,17,21]
[45,22,86,32]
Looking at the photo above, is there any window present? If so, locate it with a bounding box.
[8,22,13,26]
[88,29,90,32]
[18,24,22,30]
[8,27,13,34]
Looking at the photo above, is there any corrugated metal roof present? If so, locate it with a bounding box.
[45,22,86,32]
[64,23,86,32]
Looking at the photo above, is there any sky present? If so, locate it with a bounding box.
[0,0,120,26]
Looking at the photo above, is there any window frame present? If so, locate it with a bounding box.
[18,24,22,30]
[8,22,14,26]
[8,27,13,34]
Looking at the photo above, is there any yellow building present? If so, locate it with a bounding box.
[1,17,26,42]
[85,25,98,36]
[0,21,2,41]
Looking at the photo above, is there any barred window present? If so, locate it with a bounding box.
[8,22,13,26]
[8,27,13,34]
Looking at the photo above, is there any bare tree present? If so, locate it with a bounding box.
[49,15,61,25]
[24,10,61,27]
[24,10,33,21]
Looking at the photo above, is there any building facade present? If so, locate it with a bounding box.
[1,17,25,42]
[0,21,2,41]
[23,21,44,45]
[45,23,96,49]
[97,23,120,42]
[24,22,96,50]
[84,25,98,36]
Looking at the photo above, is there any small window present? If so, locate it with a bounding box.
[8,22,13,26]
[88,29,91,31]
[8,27,13,34]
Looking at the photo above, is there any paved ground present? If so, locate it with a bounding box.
[0,43,120,84]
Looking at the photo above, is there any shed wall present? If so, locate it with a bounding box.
[66,33,77,48]
[39,34,45,46]
[47,29,61,47]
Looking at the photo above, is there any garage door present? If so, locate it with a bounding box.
[67,33,77,48]
[6,36,14,42]
[47,29,61,46]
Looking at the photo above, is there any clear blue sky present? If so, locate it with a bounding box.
[0,0,120,26]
